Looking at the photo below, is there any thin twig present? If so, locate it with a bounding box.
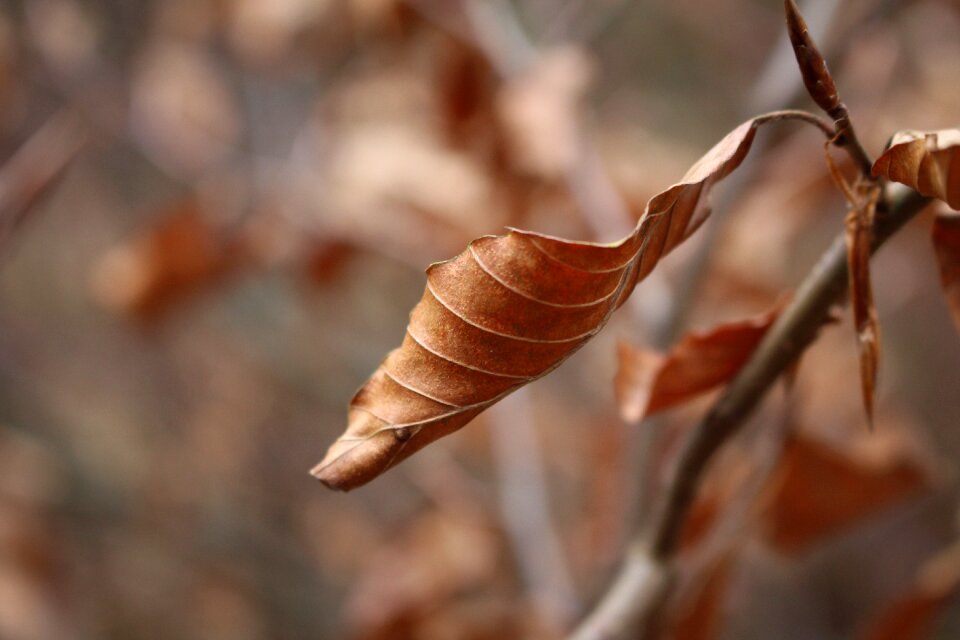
[569,185,930,639]
[490,390,582,629]
[626,0,847,535]
[752,109,835,137]
[784,0,874,176]
[0,111,87,256]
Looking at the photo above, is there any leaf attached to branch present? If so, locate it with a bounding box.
[845,186,881,427]
[314,118,767,491]
[616,305,783,423]
[872,128,960,210]
[931,211,960,333]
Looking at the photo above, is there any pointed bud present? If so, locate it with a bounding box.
[784,0,841,117]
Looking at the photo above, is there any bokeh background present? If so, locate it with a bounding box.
[1,0,960,638]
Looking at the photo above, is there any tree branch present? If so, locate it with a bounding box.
[569,185,930,640]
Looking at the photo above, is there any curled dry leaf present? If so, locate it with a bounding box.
[343,510,502,640]
[931,211,960,333]
[616,305,783,423]
[130,41,240,177]
[314,118,765,491]
[872,128,960,209]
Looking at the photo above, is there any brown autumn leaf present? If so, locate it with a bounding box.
[931,211,960,332]
[90,199,249,321]
[845,185,881,427]
[871,128,960,210]
[857,540,960,640]
[304,239,354,286]
[616,305,783,423]
[496,46,594,180]
[759,430,931,555]
[314,118,766,491]
[343,510,504,640]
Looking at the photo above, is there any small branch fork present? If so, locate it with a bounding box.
[571,184,930,640]
[571,2,928,639]
[784,0,873,176]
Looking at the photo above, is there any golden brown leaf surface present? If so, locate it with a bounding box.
[616,306,782,423]
[931,211,960,333]
[314,119,764,490]
[872,128,960,209]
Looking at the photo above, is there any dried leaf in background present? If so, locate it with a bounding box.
[90,199,249,321]
[314,118,766,491]
[343,510,508,640]
[496,46,593,179]
[130,41,240,177]
[872,128,960,210]
[760,429,932,555]
[932,211,960,333]
[857,540,960,640]
[845,185,881,427]
[616,305,782,423]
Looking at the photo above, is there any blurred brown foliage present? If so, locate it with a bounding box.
[1,0,960,639]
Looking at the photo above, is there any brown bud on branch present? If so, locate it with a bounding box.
[784,0,842,118]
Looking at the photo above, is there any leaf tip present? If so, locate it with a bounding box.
[312,417,416,491]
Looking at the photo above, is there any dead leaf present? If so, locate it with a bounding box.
[760,431,930,555]
[314,118,765,491]
[845,185,881,427]
[858,592,949,640]
[616,305,782,423]
[871,128,960,209]
[435,36,497,145]
[343,510,502,640]
[90,199,249,321]
[857,540,960,640]
[931,211,960,332]
[130,41,240,177]
[496,47,593,180]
